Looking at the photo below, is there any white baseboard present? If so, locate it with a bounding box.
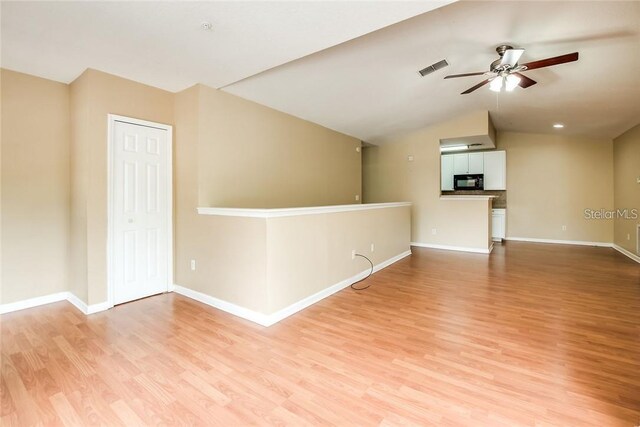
[86,301,112,314]
[172,285,271,326]
[505,237,613,247]
[613,244,640,264]
[0,292,68,315]
[267,249,412,326]
[66,293,89,314]
[411,242,491,254]
[66,293,111,315]
[173,249,412,327]
[503,237,638,264]
[0,292,110,316]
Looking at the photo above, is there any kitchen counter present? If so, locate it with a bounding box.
[441,190,507,208]
[439,195,497,200]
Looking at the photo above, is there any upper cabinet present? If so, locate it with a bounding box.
[452,152,484,174]
[468,153,484,174]
[453,153,469,175]
[482,151,506,190]
[441,155,454,191]
[441,150,506,191]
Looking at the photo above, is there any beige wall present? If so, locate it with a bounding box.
[197,85,362,208]
[173,84,370,314]
[174,205,410,316]
[613,124,640,254]
[266,206,410,313]
[497,132,614,243]
[0,69,3,301]
[174,87,268,312]
[2,67,364,309]
[363,110,493,251]
[69,71,90,301]
[70,69,174,305]
[1,69,70,303]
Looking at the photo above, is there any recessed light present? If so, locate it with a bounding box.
[553,123,564,129]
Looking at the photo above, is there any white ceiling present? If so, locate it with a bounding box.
[0,1,452,91]
[2,1,638,143]
[224,1,640,143]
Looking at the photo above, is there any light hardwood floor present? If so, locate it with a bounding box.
[1,242,639,426]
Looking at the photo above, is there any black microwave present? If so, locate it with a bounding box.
[454,174,484,190]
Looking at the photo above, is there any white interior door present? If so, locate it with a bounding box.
[112,119,170,304]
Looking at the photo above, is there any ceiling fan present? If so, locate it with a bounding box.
[445,45,579,94]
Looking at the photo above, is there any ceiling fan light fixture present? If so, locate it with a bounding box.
[489,76,503,92]
[505,74,521,91]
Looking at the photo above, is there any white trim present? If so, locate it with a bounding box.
[107,114,173,309]
[411,242,492,254]
[197,202,411,218]
[172,286,271,326]
[613,244,640,264]
[0,292,110,315]
[267,249,411,325]
[0,292,68,315]
[505,237,612,247]
[172,250,412,327]
[66,293,89,314]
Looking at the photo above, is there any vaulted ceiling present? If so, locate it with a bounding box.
[2,1,639,143]
[0,1,451,90]
[224,1,640,143]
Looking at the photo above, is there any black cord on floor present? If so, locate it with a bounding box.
[350,253,374,290]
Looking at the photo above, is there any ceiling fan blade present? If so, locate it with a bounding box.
[521,52,579,71]
[461,78,491,95]
[513,72,537,88]
[500,48,525,67]
[444,72,486,79]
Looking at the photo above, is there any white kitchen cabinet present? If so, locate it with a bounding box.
[441,155,454,191]
[468,152,484,174]
[492,208,506,241]
[449,152,484,175]
[442,150,505,191]
[484,150,506,190]
[453,153,469,175]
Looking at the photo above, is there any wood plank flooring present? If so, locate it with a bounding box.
[1,242,639,426]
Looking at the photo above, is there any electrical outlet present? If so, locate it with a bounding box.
[351,250,356,260]
[431,228,437,235]
[562,225,567,231]
[355,194,360,201]
[407,155,414,162]
[371,243,375,252]
[190,259,196,271]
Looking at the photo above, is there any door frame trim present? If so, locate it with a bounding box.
[107,114,173,308]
